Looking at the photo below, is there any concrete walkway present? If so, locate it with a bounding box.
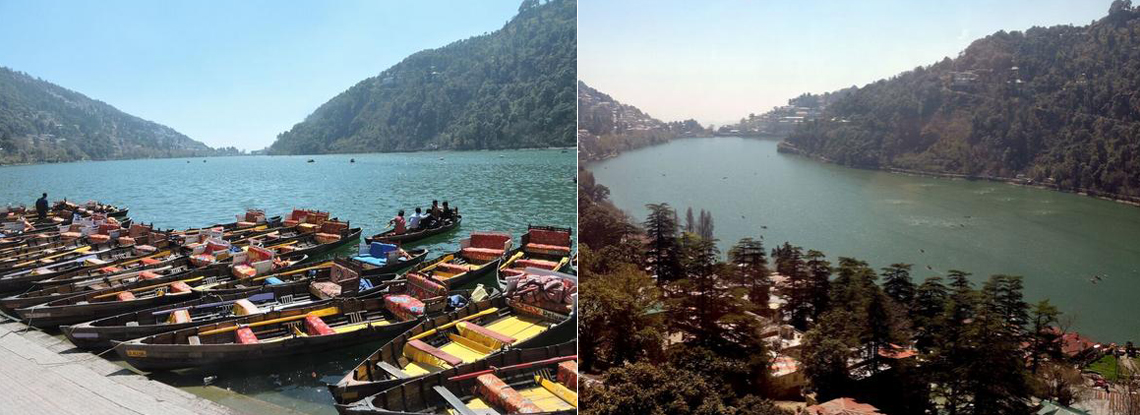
[0,318,242,415]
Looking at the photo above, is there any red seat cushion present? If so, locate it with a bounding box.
[525,242,572,256]
[235,327,258,344]
[515,258,560,270]
[501,268,526,277]
[138,271,161,280]
[117,291,136,301]
[408,273,447,298]
[558,361,578,390]
[461,247,504,261]
[304,314,335,336]
[169,281,192,293]
[434,263,470,274]
[470,232,510,249]
[528,229,570,247]
[141,258,161,265]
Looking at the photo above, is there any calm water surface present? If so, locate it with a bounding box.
[0,149,576,414]
[592,137,1140,344]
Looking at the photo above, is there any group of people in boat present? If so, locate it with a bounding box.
[388,200,458,235]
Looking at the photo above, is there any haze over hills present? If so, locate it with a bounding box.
[784,2,1140,199]
[268,0,576,155]
[0,67,218,164]
[578,81,706,162]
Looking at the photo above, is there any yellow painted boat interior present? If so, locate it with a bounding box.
[450,385,574,414]
[401,314,551,376]
[255,317,393,343]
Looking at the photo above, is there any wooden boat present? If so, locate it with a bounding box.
[328,291,576,404]
[0,257,200,312]
[498,225,573,278]
[408,231,512,291]
[61,267,410,351]
[14,254,310,328]
[337,352,578,415]
[365,216,462,245]
[114,296,422,372]
[0,240,118,272]
[350,243,429,276]
[0,246,168,292]
[28,247,183,289]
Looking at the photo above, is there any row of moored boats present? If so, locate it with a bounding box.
[0,202,577,415]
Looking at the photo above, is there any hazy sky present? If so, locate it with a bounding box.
[0,1,521,150]
[579,0,1114,127]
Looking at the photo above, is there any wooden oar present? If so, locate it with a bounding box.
[14,245,93,267]
[408,307,500,342]
[197,306,340,336]
[92,276,205,300]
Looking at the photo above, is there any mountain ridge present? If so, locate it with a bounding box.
[0,67,215,164]
[268,0,576,155]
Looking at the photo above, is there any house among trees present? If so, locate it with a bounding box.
[803,397,884,415]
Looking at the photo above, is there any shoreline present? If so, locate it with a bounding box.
[776,141,1140,209]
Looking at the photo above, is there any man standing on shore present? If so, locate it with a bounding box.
[35,193,48,221]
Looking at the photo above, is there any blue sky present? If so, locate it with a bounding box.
[579,0,1115,127]
[0,1,522,150]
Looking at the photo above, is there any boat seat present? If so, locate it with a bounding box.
[232,264,256,278]
[310,281,342,300]
[514,258,560,270]
[405,339,463,367]
[304,314,336,336]
[117,291,136,301]
[141,258,162,265]
[235,327,258,344]
[457,322,517,348]
[169,281,192,293]
[461,248,503,261]
[558,361,578,390]
[138,271,161,280]
[474,374,542,414]
[408,273,448,298]
[168,309,191,324]
[99,266,122,274]
[525,243,571,256]
[500,268,526,277]
[368,242,399,258]
[232,299,258,316]
[315,232,341,244]
[236,221,256,228]
[384,294,425,321]
[352,256,387,267]
[264,277,284,285]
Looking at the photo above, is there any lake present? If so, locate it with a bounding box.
[591,137,1140,344]
[0,148,576,414]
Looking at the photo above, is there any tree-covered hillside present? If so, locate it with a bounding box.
[578,81,707,162]
[0,67,213,164]
[269,0,576,155]
[786,1,1140,199]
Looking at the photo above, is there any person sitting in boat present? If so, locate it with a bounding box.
[35,193,49,220]
[441,201,455,222]
[406,207,425,231]
[422,201,441,229]
[388,210,407,234]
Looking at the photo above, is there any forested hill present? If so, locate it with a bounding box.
[786,1,1140,199]
[269,0,576,155]
[0,67,213,164]
[578,81,706,162]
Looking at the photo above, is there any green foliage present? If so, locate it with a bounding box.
[269,0,576,155]
[0,67,214,163]
[579,256,667,371]
[786,4,1140,199]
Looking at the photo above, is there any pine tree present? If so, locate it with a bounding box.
[881,263,916,306]
[728,237,772,311]
[643,203,681,282]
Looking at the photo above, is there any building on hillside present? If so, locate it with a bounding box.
[803,397,884,415]
[1035,400,1090,415]
[769,354,806,399]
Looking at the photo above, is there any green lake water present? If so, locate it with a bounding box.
[0,149,576,414]
[591,137,1140,344]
